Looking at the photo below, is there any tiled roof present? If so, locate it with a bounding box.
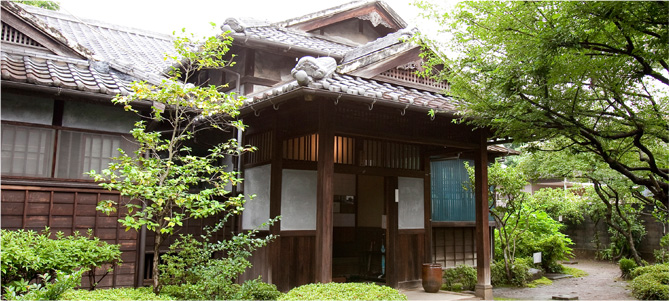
[229,25,356,57]
[487,145,521,155]
[274,0,406,30]
[247,73,457,113]
[20,4,175,76]
[2,51,133,96]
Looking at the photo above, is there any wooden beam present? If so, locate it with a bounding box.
[315,100,334,283]
[474,129,493,300]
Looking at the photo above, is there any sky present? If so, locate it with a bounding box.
[55,0,456,38]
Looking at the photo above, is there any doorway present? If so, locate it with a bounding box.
[332,174,386,283]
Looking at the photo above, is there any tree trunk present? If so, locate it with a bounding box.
[152,234,163,294]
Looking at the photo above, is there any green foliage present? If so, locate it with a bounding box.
[526,277,552,288]
[630,272,669,300]
[442,265,477,291]
[88,28,255,292]
[14,1,60,10]
[491,258,532,287]
[654,234,669,264]
[158,217,278,300]
[60,287,173,300]
[1,228,121,294]
[525,187,586,224]
[278,283,407,301]
[3,269,85,301]
[418,0,668,214]
[230,277,282,300]
[619,258,638,280]
[562,266,588,278]
[627,263,669,300]
[631,263,669,279]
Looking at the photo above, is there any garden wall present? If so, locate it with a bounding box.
[564,213,667,262]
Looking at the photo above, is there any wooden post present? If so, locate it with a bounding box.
[385,176,399,288]
[269,117,283,286]
[315,100,334,283]
[475,130,493,300]
[423,154,433,263]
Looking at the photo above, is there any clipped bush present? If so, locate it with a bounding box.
[619,258,638,279]
[60,287,173,300]
[278,282,407,300]
[631,263,669,279]
[231,277,283,300]
[442,265,477,291]
[629,272,669,300]
[1,228,121,296]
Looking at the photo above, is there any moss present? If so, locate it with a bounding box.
[526,277,552,288]
[562,266,588,278]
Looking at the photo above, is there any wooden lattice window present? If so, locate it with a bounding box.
[360,139,421,170]
[283,134,318,162]
[377,68,448,90]
[1,22,45,48]
[244,131,272,165]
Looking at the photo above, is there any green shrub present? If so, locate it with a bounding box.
[231,277,282,300]
[654,234,669,264]
[1,228,121,296]
[491,258,532,287]
[629,272,669,300]
[60,287,173,300]
[278,282,407,300]
[158,218,277,299]
[442,265,477,291]
[619,258,638,279]
[3,269,85,301]
[631,263,669,279]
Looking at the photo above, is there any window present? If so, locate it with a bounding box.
[55,130,136,179]
[1,124,54,177]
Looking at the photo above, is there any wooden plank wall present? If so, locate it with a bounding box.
[1,185,138,288]
[432,227,477,268]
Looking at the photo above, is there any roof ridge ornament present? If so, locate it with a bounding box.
[221,18,246,33]
[291,56,337,87]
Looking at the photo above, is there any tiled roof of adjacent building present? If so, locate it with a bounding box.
[20,4,176,76]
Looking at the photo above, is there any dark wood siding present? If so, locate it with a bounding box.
[1,185,138,288]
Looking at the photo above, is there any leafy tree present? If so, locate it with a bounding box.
[418,1,668,215]
[14,1,60,10]
[89,28,253,293]
[465,162,531,281]
[518,144,649,264]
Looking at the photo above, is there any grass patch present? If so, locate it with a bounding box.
[562,266,588,278]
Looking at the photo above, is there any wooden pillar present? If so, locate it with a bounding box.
[269,117,283,286]
[475,130,493,300]
[385,176,399,288]
[315,100,334,283]
[423,154,433,263]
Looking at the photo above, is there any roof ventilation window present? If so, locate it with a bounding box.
[1,22,45,48]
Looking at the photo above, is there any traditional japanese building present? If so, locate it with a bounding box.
[1,1,516,298]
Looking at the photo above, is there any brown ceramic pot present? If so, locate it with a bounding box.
[421,263,442,293]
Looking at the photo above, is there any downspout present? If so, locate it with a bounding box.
[221,69,241,95]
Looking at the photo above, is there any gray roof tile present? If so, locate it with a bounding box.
[20,4,175,76]
[2,52,133,96]
[247,73,457,113]
[235,26,355,57]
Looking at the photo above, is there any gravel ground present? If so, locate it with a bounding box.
[493,259,634,300]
